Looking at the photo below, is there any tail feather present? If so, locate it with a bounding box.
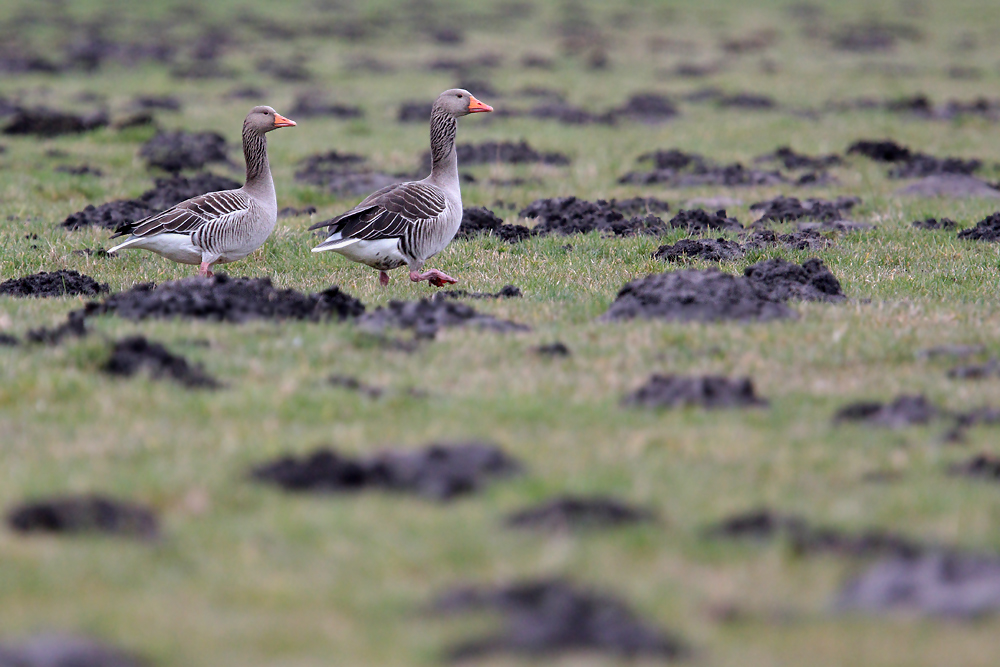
[312,235,360,253]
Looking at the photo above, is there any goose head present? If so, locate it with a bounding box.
[434,89,493,117]
[245,105,297,133]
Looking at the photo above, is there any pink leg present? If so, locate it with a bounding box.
[409,268,458,287]
[379,271,390,286]
[199,262,214,278]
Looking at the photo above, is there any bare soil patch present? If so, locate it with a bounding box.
[456,207,531,243]
[0,270,108,298]
[251,442,521,501]
[505,496,655,531]
[139,130,230,173]
[433,579,687,660]
[358,299,529,339]
[7,494,158,539]
[958,213,1000,242]
[834,395,937,428]
[2,107,108,137]
[623,375,767,409]
[0,634,148,667]
[102,336,221,389]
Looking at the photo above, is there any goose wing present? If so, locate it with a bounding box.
[112,190,251,239]
[309,182,446,242]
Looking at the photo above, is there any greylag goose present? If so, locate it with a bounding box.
[309,89,492,286]
[107,106,296,277]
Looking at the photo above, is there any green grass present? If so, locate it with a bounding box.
[4,0,1000,665]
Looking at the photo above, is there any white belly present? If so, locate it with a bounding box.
[323,238,407,271]
[109,233,202,265]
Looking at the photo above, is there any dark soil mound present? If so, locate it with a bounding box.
[55,164,103,176]
[947,359,1000,380]
[328,375,384,399]
[608,197,671,216]
[601,269,795,323]
[945,408,1000,444]
[653,238,744,262]
[96,276,364,323]
[535,342,571,357]
[358,299,529,339]
[847,139,981,178]
[610,92,679,123]
[7,494,158,539]
[132,95,182,112]
[278,206,318,218]
[717,93,777,109]
[102,336,220,389]
[434,579,687,660]
[834,394,937,428]
[0,270,109,298]
[756,146,843,170]
[519,197,671,238]
[138,172,242,210]
[139,130,230,173]
[251,441,521,501]
[25,310,89,345]
[834,551,1000,617]
[831,21,921,52]
[667,209,743,233]
[743,229,834,251]
[950,454,1000,481]
[455,207,531,243]
[750,195,860,223]
[288,91,363,118]
[623,374,767,409]
[529,102,615,125]
[505,496,655,531]
[0,333,19,346]
[743,257,846,303]
[61,199,155,231]
[423,140,570,169]
[621,159,786,187]
[2,107,108,137]
[705,509,923,558]
[912,217,958,230]
[295,151,407,196]
[0,634,148,667]
[435,285,522,300]
[397,101,432,123]
[958,213,1000,242]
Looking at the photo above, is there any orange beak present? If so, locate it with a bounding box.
[467,95,493,113]
[273,112,296,128]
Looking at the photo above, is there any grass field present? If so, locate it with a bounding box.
[4,0,1000,665]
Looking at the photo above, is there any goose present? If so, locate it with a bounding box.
[107,106,296,277]
[309,89,493,286]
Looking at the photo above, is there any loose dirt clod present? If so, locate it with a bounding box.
[744,258,846,303]
[0,634,148,667]
[2,107,108,137]
[949,454,1000,481]
[433,579,687,660]
[847,139,982,178]
[0,270,109,298]
[834,551,1000,617]
[653,238,743,262]
[602,269,794,322]
[623,374,767,409]
[743,229,834,251]
[755,146,842,170]
[519,197,670,237]
[61,199,155,231]
[434,285,522,300]
[295,150,406,196]
[25,310,88,345]
[455,207,531,243]
[358,299,529,338]
[604,257,843,323]
[251,442,521,501]
[0,333,19,346]
[705,509,922,558]
[288,91,363,118]
[947,359,1000,380]
[750,195,860,223]
[535,342,571,357]
[96,276,365,323]
[423,140,570,170]
[6,494,159,539]
[610,92,679,123]
[958,213,1000,242]
[139,130,230,173]
[505,496,656,531]
[912,217,958,230]
[328,375,384,399]
[666,209,743,233]
[834,394,937,428]
[620,149,786,187]
[102,336,221,389]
